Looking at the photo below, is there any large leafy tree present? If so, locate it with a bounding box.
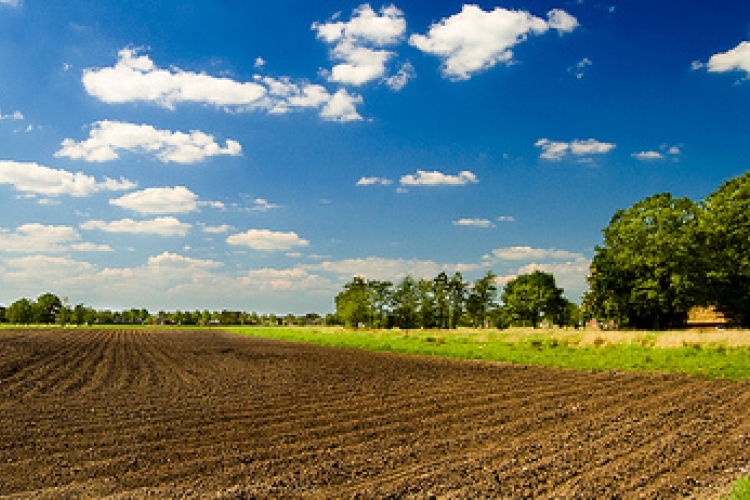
[500,271,566,328]
[587,193,701,329]
[700,171,750,326]
[34,292,62,324]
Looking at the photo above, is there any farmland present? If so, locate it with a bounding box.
[1,328,750,498]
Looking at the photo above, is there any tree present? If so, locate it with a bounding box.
[700,171,750,326]
[587,193,701,329]
[34,292,62,324]
[7,298,33,324]
[335,277,370,327]
[392,276,419,329]
[501,271,566,328]
[466,271,497,327]
[447,273,466,329]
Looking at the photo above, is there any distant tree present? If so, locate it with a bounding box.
[501,271,566,328]
[34,292,62,324]
[447,273,467,329]
[587,193,701,329]
[465,271,498,328]
[367,280,393,328]
[433,272,450,329]
[335,277,370,327]
[699,171,750,326]
[7,298,33,324]
[392,276,419,329]
[0,306,6,323]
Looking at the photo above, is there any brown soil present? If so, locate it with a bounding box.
[0,328,748,499]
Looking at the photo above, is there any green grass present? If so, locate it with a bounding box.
[725,476,750,500]
[226,326,750,380]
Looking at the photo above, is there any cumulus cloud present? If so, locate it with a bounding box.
[82,48,267,109]
[452,218,495,228]
[313,4,407,87]
[497,215,516,222]
[80,217,191,237]
[400,170,478,186]
[409,5,578,80]
[55,120,242,164]
[110,186,203,214]
[632,144,682,161]
[305,256,482,281]
[227,229,310,251]
[356,176,393,186]
[693,41,750,76]
[0,160,136,197]
[535,138,615,160]
[82,48,364,122]
[384,62,416,90]
[0,0,20,7]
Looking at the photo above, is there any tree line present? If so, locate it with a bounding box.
[0,293,325,327]
[332,271,580,329]
[584,170,750,329]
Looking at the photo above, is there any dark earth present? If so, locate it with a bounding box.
[1,328,749,499]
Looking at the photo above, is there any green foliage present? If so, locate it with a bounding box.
[700,171,750,326]
[7,298,34,324]
[501,271,567,328]
[587,193,701,329]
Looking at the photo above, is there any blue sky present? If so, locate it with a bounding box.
[1,0,749,314]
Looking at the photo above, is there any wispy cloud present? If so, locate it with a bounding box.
[535,138,615,161]
[81,217,191,237]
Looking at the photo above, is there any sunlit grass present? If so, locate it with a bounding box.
[227,326,750,380]
[725,476,750,500]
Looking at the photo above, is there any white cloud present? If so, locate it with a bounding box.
[110,186,200,214]
[632,151,664,160]
[0,0,20,7]
[384,62,416,90]
[313,4,407,87]
[227,229,310,251]
[0,160,136,197]
[241,267,328,291]
[254,57,266,68]
[305,256,482,281]
[55,120,242,164]
[696,41,750,76]
[0,110,23,120]
[200,223,233,234]
[497,215,516,222]
[452,218,495,228]
[409,5,578,80]
[82,48,267,109]
[356,176,392,186]
[320,89,364,122]
[83,48,364,123]
[547,9,580,33]
[0,223,113,253]
[400,170,478,186]
[535,138,615,160]
[491,246,584,261]
[0,223,80,253]
[80,217,191,237]
[250,198,281,212]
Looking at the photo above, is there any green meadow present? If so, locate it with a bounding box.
[228,326,750,381]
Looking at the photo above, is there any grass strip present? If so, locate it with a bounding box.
[226,327,750,380]
[725,476,750,500]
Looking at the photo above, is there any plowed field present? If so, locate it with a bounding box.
[1,328,749,499]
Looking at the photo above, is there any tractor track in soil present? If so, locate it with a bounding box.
[0,328,748,499]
